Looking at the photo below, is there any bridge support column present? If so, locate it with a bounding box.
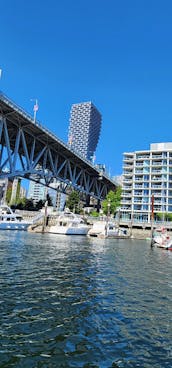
[96,199,101,213]
[86,194,90,207]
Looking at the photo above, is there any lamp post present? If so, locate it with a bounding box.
[31,98,39,123]
[116,207,121,235]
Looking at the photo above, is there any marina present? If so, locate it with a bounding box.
[0,231,172,367]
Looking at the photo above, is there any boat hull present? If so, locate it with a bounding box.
[49,225,89,235]
[0,221,30,230]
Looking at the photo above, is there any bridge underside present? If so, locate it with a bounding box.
[0,93,116,200]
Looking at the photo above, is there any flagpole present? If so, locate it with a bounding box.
[151,194,154,247]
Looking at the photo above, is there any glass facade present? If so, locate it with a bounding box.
[68,102,102,161]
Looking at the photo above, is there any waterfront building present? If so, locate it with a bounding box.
[121,142,172,223]
[0,177,26,205]
[27,179,46,203]
[20,185,26,199]
[68,101,102,161]
[10,178,20,203]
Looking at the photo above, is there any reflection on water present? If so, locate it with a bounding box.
[0,231,172,367]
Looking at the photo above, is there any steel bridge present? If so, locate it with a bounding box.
[0,92,116,201]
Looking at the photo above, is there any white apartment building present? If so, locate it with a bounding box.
[121,142,172,223]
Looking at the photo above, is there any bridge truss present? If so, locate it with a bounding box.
[0,92,116,200]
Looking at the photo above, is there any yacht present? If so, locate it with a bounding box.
[48,210,90,235]
[0,205,32,230]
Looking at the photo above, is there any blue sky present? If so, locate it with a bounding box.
[1,0,172,177]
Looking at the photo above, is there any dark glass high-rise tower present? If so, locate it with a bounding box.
[68,101,102,161]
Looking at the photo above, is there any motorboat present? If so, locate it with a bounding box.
[153,227,172,250]
[48,210,90,235]
[157,240,172,250]
[88,220,128,238]
[0,205,32,230]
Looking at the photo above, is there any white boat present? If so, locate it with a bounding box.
[48,210,90,235]
[0,205,32,230]
[153,227,172,250]
[88,220,128,238]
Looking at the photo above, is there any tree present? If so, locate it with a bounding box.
[46,193,53,206]
[24,198,35,211]
[35,199,45,210]
[66,190,80,213]
[102,187,122,215]
[6,187,12,204]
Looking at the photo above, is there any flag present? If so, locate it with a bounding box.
[33,103,39,112]
[0,69,2,79]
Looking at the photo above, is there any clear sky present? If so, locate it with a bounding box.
[1,0,172,177]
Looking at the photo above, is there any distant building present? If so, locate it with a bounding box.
[47,179,66,210]
[112,175,123,186]
[0,178,8,204]
[27,179,46,203]
[20,186,26,199]
[68,101,102,161]
[121,142,172,223]
[0,177,26,205]
[10,178,20,203]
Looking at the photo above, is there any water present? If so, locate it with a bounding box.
[0,232,172,368]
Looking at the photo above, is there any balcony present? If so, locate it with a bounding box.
[123,171,133,175]
[151,161,163,166]
[151,177,162,181]
[121,200,132,204]
[123,157,134,162]
[152,155,163,159]
[135,170,144,174]
[122,192,132,196]
[136,155,150,159]
[123,179,133,183]
[151,169,162,174]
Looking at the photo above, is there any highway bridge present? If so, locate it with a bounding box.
[0,92,116,201]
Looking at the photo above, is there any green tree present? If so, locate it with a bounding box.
[6,187,12,204]
[35,199,45,210]
[66,190,80,213]
[90,210,99,218]
[16,179,21,202]
[24,198,35,211]
[102,187,122,215]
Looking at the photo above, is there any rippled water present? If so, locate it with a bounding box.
[0,231,172,367]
